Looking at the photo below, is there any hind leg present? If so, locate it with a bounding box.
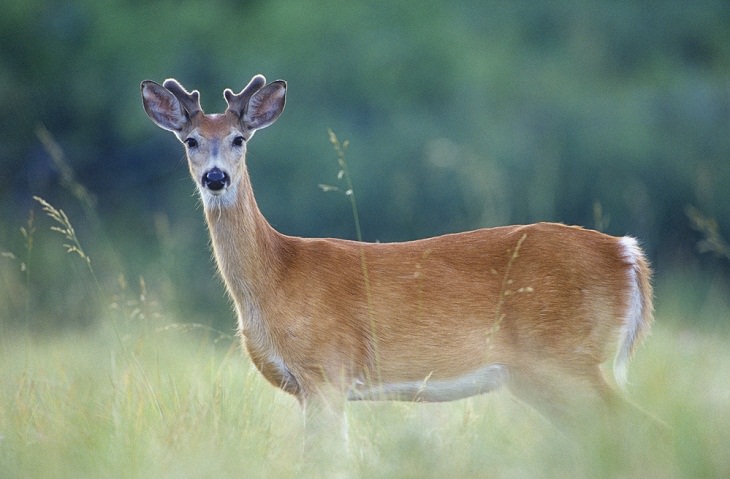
[506,362,621,430]
[506,361,669,441]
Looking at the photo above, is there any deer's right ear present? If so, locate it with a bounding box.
[141,80,189,132]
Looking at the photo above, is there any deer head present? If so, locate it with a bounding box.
[141,75,286,207]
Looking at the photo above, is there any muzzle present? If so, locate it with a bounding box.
[202,167,230,192]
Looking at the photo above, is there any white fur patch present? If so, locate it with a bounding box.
[614,236,644,389]
[200,182,239,209]
[347,364,508,402]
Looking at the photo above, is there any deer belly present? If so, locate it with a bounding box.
[347,364,508,402]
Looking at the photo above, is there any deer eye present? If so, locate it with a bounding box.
[184,138,198,148]
[232,136,245,147]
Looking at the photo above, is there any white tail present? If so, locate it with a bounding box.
[141,75,654,427]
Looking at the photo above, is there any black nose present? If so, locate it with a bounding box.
[202,167,230,191]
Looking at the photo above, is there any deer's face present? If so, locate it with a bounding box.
[178,113,250,206]
[141,75,286,208]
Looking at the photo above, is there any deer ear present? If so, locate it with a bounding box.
[141,80,189,132]
[224,74,267,118]
[243,80,286,131]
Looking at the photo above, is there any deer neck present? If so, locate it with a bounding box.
[203,170,285,332]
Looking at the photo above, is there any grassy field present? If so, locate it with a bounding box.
[1,192,729,478]
[1,273,729,479]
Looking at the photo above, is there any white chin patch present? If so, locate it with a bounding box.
[200,185,236,208]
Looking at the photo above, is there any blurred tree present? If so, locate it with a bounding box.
[1,0,728,329]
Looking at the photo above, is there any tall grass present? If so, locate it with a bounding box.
[2,292,729,478]
[1,132,729,478]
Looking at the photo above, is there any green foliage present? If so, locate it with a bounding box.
[687,205,730,261]
[2,0,729,327]
[1,5,728,473]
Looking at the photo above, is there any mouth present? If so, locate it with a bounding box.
[201,167,230,194]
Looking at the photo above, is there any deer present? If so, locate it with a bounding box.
[140,74,654,435]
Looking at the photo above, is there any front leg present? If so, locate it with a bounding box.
[300,390,349,464]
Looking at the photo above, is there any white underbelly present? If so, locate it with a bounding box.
[347,364,508,402]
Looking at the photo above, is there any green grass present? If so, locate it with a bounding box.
[1,144,728,477]
[1,291,729,478]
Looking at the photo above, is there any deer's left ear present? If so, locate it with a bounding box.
[243,80,286,132]
[141,80,189,132]
[224,74,267,118]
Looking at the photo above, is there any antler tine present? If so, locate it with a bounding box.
[224,74,267,117]
[162,78,203,117]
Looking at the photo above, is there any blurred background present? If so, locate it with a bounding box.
[1,0,728,331]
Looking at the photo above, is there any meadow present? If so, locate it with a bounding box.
[3,2,730,476]
[1,198,729,479]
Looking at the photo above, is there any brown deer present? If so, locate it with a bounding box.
[140,74,654,431]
